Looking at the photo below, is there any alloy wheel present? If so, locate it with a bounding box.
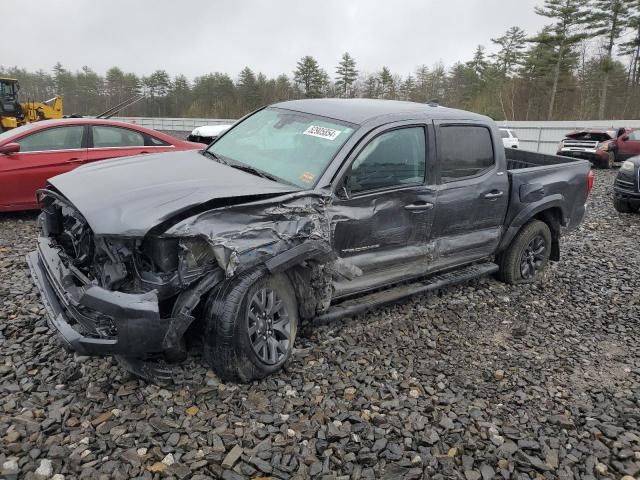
[520,235,546,280]
[247,287,291,365]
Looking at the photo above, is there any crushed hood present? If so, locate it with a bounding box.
[565,130,615,142]
[48,150,298,236]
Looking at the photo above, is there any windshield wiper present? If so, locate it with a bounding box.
[201,149,229,165]
[227,162,281,182]
[202,150,297,187]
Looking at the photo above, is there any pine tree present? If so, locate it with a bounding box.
[293,56,328,98]
[586,0,632,118]
[237,67,259,109]
[414,65,430,102]
[378,66,395,99]
[491,26,528,76]
[533,0,591,119]
[620,1,640,85]
[400,75,416,100]
[335,52,358,98]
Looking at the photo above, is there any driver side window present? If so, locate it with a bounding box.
[629,130,640,141]
[349,127,426,194]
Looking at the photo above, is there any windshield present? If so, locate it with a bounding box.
[0,81,16,98]
[207,108,355,188]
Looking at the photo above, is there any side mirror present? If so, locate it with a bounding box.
[0,143,20,155]
[622,135,630,142]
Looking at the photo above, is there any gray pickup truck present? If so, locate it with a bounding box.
[27,99,593,383]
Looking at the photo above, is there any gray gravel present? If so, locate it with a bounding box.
[1,169,639,479]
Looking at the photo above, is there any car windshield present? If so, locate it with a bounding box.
[500,130,509,138]
[207,108,355,188]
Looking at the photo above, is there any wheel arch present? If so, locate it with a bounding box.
[499,201,566,261]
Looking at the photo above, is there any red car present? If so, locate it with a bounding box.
[0,119,201,211]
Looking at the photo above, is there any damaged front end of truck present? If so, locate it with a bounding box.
[27,187,350,382]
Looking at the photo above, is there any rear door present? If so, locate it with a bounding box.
[87,125,174,164]
[0,125,87,209]
[431,122,509,268]
[330,122,438,297]
[617,129,640,160]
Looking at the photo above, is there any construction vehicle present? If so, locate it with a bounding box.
[0,78,63,131]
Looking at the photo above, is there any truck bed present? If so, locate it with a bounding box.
[505,147,583,170]
[503,147,591,234]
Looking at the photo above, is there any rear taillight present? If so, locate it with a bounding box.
[587,170,595,195]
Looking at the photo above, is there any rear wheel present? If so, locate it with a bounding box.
[496,220,552,284]
[203,269,298,382]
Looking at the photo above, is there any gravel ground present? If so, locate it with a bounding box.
[1,169,639,480]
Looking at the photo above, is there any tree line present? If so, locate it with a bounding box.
[3,0,640,121]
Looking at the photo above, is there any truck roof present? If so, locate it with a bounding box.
[271,98,490,125]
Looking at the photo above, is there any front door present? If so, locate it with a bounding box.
[431,122,509,269]
[0,125,87,209]
[617,129,640,161]
[330,123,437,298]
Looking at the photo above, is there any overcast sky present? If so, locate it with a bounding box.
[5,0,549,80]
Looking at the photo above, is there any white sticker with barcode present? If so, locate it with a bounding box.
[303,125,341,140]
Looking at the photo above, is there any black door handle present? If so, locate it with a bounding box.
[484,191,504,199]
[404,202,434,211]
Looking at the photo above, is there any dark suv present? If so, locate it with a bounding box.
[613,156,640,213]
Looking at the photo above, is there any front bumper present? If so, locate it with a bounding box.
[613,186,640,207]
[26,238,172,357]
[558,149,608,163]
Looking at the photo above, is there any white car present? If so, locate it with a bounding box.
[187,124,233,145]
[499,128,519,149]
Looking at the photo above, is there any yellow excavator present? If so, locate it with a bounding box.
[0,77,63,131]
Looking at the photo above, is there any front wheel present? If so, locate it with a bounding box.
[203,269,298,382]
[613,196,635,213]
[496,220,552,284]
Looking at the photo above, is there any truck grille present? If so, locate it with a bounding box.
[562,140,599,150]
[615,178,635,190]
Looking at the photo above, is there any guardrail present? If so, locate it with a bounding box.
[113,116,640,155]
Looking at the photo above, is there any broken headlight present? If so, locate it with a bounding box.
[178,238,217,282]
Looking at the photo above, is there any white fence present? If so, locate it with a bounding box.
[112,116,235,134]
[497,120,640,154]
[113,116,640,154]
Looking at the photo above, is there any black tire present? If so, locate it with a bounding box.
[203,269,298,383]
[613,196,634,213]
[496,220,552,284]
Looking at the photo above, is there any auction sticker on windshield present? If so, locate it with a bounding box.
[303,125,341,140]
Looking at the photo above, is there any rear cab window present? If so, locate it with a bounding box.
[92,126,145,148]
[438,125,495,183]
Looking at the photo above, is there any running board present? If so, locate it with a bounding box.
[314,262,498,324]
